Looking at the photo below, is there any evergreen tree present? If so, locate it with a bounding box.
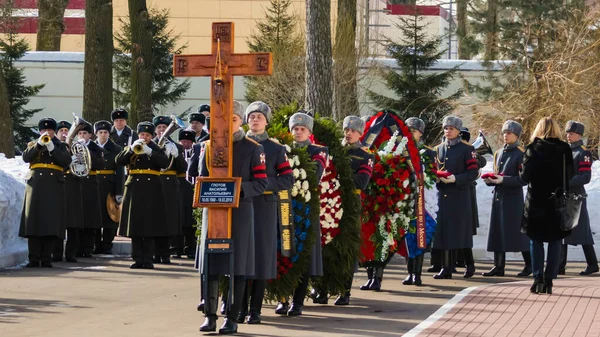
[0,1,45,151]
[245,0,305,110]
[114,7,190,116]
[368,6,461,143]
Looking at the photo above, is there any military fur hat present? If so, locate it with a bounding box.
[57,120,71,131]
[152,115,172,127]
[245,101,272,123]
[442,115,463,130]
[38,117,57,132]
[289,110,314,133]
[178,129,195,142]
[94,120,112,133]
[233,101,245,121]
[565,120,584,136]
[502,120,523,137]
[82,122,93,134]
[198,104,210,113]
[405,117,425,134]
[137,122,155,135]
[111,108,129,121]
[343,115,366,134]
[188,112,206,124]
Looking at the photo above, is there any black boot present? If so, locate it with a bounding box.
[218,318,238,335]
[542,276,553,295]
[370,267,382,290]
[197,299,205,312]
[413,255,424,286]
[580,245,599,275]
[274,301,289,315]
[434,250,452,279]
[403,258,414,285]
[483,252,505,276]
[199,278,219,332]
[226,276,247,326]
[558,244,567,275]
[288,275,307,316]
[518,251,532,277]
[360,267,374,290]
[530,276,544,294]
[428,249,442,272]
[463,248,476,278]
[313,289,328,304]
[334,292,350,306]
[236,282,249,323]
[248,280,265,323]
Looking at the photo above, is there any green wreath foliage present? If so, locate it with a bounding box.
[311,118,363,296]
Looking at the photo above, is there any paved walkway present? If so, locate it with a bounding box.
[407,277,600,337]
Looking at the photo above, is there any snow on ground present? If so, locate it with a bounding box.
[0,154,28,267]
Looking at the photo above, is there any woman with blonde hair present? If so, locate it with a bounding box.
[520,117,574,294]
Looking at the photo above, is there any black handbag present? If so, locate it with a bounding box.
[552,154,586,231]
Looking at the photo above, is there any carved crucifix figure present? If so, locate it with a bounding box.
[173,22,272,241]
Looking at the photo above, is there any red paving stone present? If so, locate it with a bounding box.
[410,277,600,337]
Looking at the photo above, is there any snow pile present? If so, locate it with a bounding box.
[475,156,600,261]
[0,154,28,268]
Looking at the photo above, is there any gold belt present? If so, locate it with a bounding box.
[30,163,64,172]
[177,173,186,178]
[263,191,273,195]
[161,170,177,176]
[129,169,161,176]
[95,170,115,175]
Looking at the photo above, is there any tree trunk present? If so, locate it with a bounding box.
[0,65,15,158]
[36,0,69,51]
[128,0,153,125]
[333,0,358,120]
[83,0,114,122]
[305,0,334,117]
[485,0,498,61]
[456,0,469,59]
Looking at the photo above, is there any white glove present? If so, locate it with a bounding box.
[440,174,456,184]
[77,138,86,144]
[45,140,54,152]
[489,176,504,185]
[142,144,152,155]
[71,155,78,164]
[130,139,145,153]
[166,143,179,158]
[37,132,48,146]
[115,195,123,204]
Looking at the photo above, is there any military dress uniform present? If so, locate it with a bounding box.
[240,102,294,323]
[109,109,139,148]
[94,121,124,254]
[174,129,197,258]
[198,126,268,334]
[433,116,478,279]
[116,122,170,269]
[560,121,598,275]
[77,124,105,257]
[20,118,71,267]
[189,112,209,143]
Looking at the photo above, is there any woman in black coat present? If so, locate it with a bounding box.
[520,117,574,294]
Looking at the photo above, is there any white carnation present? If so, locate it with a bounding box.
[291,186,298,197]
[402,179,409,188]
[305,191,311,202]
[294,156,300,166]
[284,144,292,153]
[302,180,309,190]
[300,169,307,179]
[293,168,300,178]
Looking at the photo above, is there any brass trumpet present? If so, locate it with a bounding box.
[132,142,146,155]
[40,134,52,145]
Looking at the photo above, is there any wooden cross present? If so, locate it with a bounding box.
[173,22,272,241]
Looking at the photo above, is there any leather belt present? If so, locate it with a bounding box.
[161,170,177,176]
[30,163,64,172]
[95,170,115,175]
[129,169,161,176]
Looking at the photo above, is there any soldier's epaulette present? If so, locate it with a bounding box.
[517,146,525,152]
[245,136,260,146]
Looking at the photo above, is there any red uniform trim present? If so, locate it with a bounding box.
[279,169,293,175]
[277,162,291,170]
[253,173,267,179]
[579,167,591,172]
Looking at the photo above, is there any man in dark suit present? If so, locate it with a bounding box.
[109,108,138,149]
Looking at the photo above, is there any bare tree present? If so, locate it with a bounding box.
[0,65,14,157]
[83,0,113,122]
[127,0,153,125]
[36,0,69,51]
[305,0,334,117]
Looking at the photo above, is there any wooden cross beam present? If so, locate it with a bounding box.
[173,22,272,241]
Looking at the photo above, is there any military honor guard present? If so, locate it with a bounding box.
[93,120,124,255]
[75,123,104,257]
[433,116,478,279]
[116,122,170,269]
[560,121,599,275]
[189,112,209,143]
[332,115,373,306]
[109,108,139,149]
[483,121,531,277]
[275,110,329,316]
[20,118,71,267]
[236,102,294,324]
[198,101,268,334]
[198,104,211,133]
[152,115,186,264]
[174,129,197,258]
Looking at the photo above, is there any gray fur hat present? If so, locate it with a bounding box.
[245,101,272,123]
[233,100,245,121]
[442,115,463,130]
[289,110,314,133]
[502,120,523,137]
[405,117,425,134]
[343,115,366,134]
[565,120,584,136]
